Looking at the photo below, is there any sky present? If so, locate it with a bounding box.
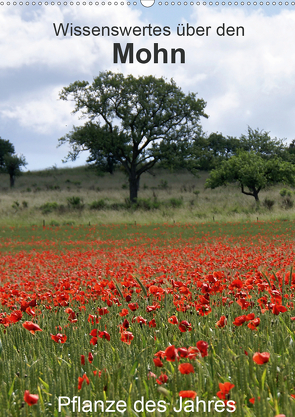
[1,3,295,170]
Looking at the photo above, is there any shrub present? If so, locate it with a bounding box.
[40,202,58,214]
[280,188,292,197]
[281,197,294,210]
[22,201,28,209]
[12,201,20,210]
[263,198,275,210]
[89,199,106,210]
[49,220,60,227]
[67,196,84,209]
[166,198,183,208]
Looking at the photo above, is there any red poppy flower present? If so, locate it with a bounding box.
[272,304,288,315]
[122,319,129,329]
[88,352,94,363]
[149,318,156,328]
[253,352,270,365]
[128,303,139,311]
[98,307,109,315]
[133,316,147,325]
[179,391,197,399]
[233,315,247,326]
[156,373,168,385]
[119,309,129,317]
[168,315,179,325]
[245,313,255,321]
[153,358,164,367]
[164,345,179,362]
[24,390,39,406]
[216,315,227,328]
[217,382,235,399]
[98,331,110,341]
[88,314,100,324]
[177,347,189,358]
[179,320,192,333]
[78,373,90,390]
[22,321,42,335]
[51,333,67,343]
[81,355,85,365]
[248,318,260,330]
[120,331,134,345]
[8,310,22,323]
[196,340,208,358]
[249,398,255,404]
[90,337,98,345]
[178,363,195,374]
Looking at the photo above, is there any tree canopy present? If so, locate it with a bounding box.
[0,137,15,168]
[205,151,295,201]
[59,71,208,201]
[0,137,27,187]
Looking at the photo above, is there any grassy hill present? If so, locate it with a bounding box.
[0,165,294,226]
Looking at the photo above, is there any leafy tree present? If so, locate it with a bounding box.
[205,151,295,202]
[238,127,286,158]
[59,71,207,202]
[0,137,15,168]
[3,154,27,188]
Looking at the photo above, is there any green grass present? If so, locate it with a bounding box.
[0,165,295,226]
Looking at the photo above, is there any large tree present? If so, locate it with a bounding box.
[0,137,15,169]
[4,154,27,188]
[59,71,207,202]
[205,151,295,202]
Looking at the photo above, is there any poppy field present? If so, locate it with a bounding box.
[0,221,295,417]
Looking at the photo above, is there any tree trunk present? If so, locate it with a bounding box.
[10,174,15,188]
[129,169,138,203]
[253,191,259,202]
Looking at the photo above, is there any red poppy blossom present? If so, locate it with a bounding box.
[88,352,94,363]
[98,331,110,341]
[272,304,288,315]
[164,345,179,362]
[153,358,164,367]
[22,321,42,335]
[179,320,192,332]
[51,333,67,343]
[90,337,98,345]
[98,307,109,315]
[156,373,168,385]
[120,331,134,345]
[233,315,247,326]
[168,315,179,325]
[149,318,156,328]
[88,314,100,324]
[196,341,208,358]
[216,315,227,328]
[122,319,129,329]
[253,352,270,365]
[248,318,260,330]
[81,355,85,365]
[128,303,139,311]
[178,363,195,374]
[78,373,90,390]
[217,382,235,400]
[177,347,189,358]
[179,391,197,399]
[119,309,129,317]
[24,390,39,406]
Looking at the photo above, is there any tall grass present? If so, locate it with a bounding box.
[0,166,294,226]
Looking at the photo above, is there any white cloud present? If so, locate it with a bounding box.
[1,6,295,169]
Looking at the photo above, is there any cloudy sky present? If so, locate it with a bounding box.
[1,4,295,170]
